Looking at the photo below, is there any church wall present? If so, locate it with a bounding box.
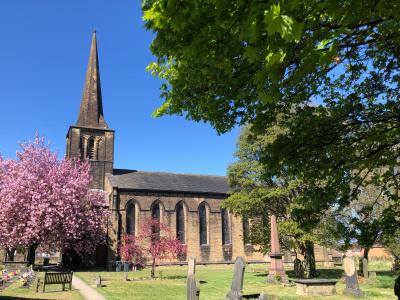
[105,188,332,266]
[106,189,266,264]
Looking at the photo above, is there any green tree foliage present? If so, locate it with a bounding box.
[143,0,399,129]
[383,230,400,272]
[143,0,400,215]
[336,181,395,255]
[143,1,400,277]
[224,126,338,278]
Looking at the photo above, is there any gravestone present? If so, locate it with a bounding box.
[257,292,267,300]
[395,275,400,300]
[187,274,199,300]
[359,257,368,278]
[95,275,102,288]
[368,271,376,279]
[227,256,246,300]
[293,258,305,279]
[267,215,288,283]
[343,257,363,298]
[188,257,196,276]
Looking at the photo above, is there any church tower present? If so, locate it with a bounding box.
[66,32,114,190]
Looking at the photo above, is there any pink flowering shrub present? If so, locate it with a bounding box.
[120,218,187,277]
[120,234,145,268]
[0,136,109,264]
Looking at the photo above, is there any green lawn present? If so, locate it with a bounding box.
[75,262,397,300]
[0,274,83,300]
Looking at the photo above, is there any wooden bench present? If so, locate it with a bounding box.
[36,272,73,293]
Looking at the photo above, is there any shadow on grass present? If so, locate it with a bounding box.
[376,270,395,277]
[160,275,186,280]
[315,269,343,279]
[253,269,344,280]
[375,271,395,289]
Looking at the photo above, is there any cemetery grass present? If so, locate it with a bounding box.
[76,262,396,300]
[0,283,83,300]
[0,274,83,300]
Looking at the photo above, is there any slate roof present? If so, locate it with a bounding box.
[107,169,229,195]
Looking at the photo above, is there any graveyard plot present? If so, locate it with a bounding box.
[75,263,397,300]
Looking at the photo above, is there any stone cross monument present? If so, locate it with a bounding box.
[267,215,288,283]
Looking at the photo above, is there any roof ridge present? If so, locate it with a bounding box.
[112,168,227,178]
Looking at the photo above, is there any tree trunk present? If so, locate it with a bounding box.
[27,244,37,267]
[151,259,156,278]
[302,241,317,279]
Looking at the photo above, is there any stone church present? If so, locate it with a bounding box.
[66,32,332,268]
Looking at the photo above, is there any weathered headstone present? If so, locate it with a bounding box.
[187,274,199,300]
[343,257,363,298]
[359,257,368,278]
[188,257,196,276]
[368,271,376,279]
[293,258,305,279]
[395,275,400,300]
[95,275,102,288]
[257,292,268,300]
[227,256,246,300]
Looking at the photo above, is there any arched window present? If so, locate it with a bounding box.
[126,202,135,235]
[176,203,185,243]
[87,137,95,160]
[151,203,160,221]
[151,203,161,240]
[221,208,231,245]
[199,203,208,245]
[243,218,250,245]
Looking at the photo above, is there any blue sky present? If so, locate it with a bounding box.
[0,1,240,176]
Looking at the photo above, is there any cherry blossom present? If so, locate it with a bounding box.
[0,136,109,264]
[120,218,187,277]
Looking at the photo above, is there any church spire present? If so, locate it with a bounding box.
[77,31,108,128]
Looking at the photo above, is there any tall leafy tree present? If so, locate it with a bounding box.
[0,137,109,265]
[143,1,400,228]
[224,126,338,278]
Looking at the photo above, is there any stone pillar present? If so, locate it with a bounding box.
[267,215,288,283]
[82,136,88,159]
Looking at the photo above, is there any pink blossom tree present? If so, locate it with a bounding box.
[0,136,109,266]
[120,218,187,277]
